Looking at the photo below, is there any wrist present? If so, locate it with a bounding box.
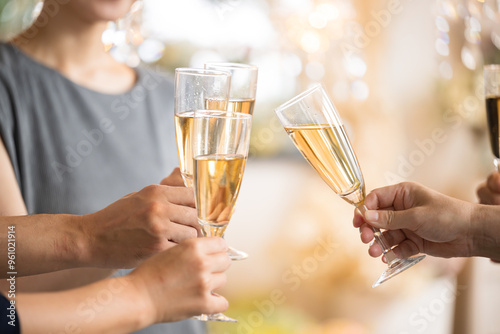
[65,214,93,267]
[469,204,500,259]
[123,274,157,329]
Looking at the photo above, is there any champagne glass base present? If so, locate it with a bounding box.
[372,255,426,288]
[227,246,248,261]
[192,313,238,323]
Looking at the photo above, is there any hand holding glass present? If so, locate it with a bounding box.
[274,84,425,287]
[191,111,252,322]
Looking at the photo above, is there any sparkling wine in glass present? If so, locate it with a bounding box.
[174,68,231,187]
[485,65,500,171]
[192,111,252,322]
[204,62,258,115]
[274,84,425,288]
[204,62,258,260]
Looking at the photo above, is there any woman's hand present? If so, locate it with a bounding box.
[353,182,475,261]
[129,237,231,323]
[81,169,200,268]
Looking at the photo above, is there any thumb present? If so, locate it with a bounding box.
[363,209,414,231]
[160,168,185,187]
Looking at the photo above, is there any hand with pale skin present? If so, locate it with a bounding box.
[0,168,200,277]
[18,237,231,334]
[84,169,201,268]
[353,182,500,262]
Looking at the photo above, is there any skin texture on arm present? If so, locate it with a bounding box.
[0,170,199,278]
[353,182,500,261]
[0,138,108,292]
[18,238,231,334]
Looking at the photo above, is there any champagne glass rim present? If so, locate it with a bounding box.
[175,67,232,77]
[193,110,252,120]
[274,84,323,113]
[485,64,500,72]
[205,62,258,71]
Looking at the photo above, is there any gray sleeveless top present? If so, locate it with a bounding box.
[0,43,205,334]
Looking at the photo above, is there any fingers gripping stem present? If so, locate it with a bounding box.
[358,204,399,266]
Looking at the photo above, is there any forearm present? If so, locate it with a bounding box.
[2,268,116,293]
[0,214,89,277]
[18,277,153,334]
[470,204,500,259]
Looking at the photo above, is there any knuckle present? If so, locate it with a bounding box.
[144,201,165,220]
[142,184,164,198]
[385,210,394,229]
[148,222,166,238]
[195,273,211,292]
[190,253,207,271]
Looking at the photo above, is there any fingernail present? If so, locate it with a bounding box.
[364,210,379,222]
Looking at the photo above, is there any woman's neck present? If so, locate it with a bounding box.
[10,4,137,94]
[12,8,109,73]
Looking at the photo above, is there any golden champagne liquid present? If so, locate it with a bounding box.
[227,98,255,115]
[205,98,228,111]
[194,154,246,234]
[285,125,364,205]
[174,112,194,187]
[486,96,500,158]
[175,100,227,187]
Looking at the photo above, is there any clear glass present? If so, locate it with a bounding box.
[274,84,425,288]
[204,62,258,260]
[484,64,500,171]
[174,68,231,187]
[204,63,258,115]
[191,111,252,322]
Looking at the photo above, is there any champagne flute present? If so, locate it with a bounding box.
[192,111,252,322]
[484,65,500,171]
[204,62,258,115]
[274,84,425,288]
[204,62,258,260]
[174,68,231,188]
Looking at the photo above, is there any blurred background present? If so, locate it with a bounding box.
[1,0,500,333]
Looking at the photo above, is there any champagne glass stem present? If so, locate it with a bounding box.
[357,204,398,266]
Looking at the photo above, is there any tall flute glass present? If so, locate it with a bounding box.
[274,84,425,288]
[484,65,500,171]
[174,68,231,188]
[204,62,258,260]
[192,111,252,322]
[204,63,258,115]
